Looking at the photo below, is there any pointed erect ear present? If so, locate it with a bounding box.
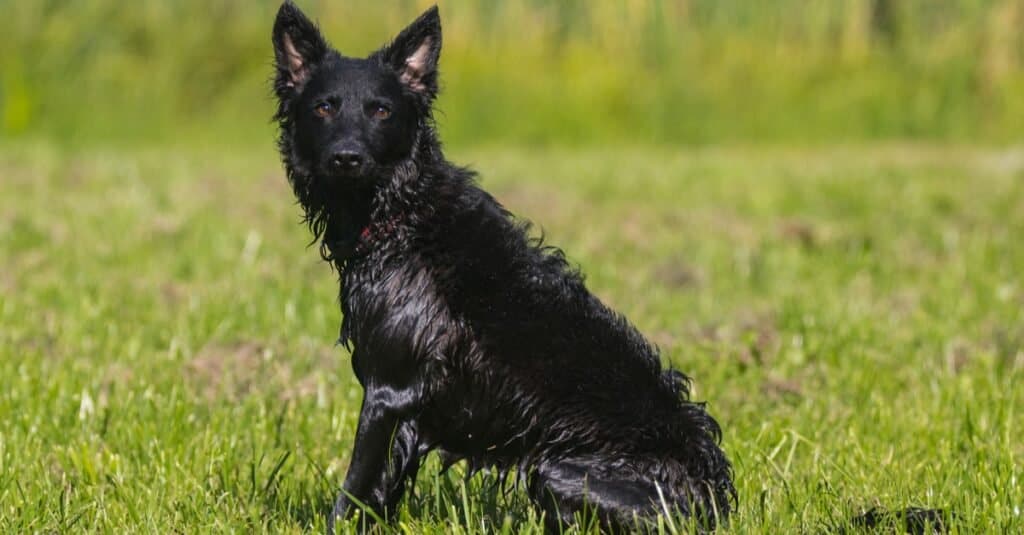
[272,1,329,91]
[379,6,442,98]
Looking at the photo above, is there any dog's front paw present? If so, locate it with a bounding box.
[326,495,353,534]
[328,493,381,534]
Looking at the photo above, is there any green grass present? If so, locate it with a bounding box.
[1,142,1022,533]
[3,1,1024,145]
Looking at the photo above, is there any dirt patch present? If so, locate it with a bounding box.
[943,338,972,375]
[185,341,270,401]
[761,376,804,402]
[778,218,818,249]
[738,312,782,367]
[652,257,703,290]
[280,373,325,404]
[150,214,183,236]
[159,281,189,306]
[887,289,921,320]
[184,340,340,403]
[689,311,781,368]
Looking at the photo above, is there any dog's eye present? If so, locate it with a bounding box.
[372,105,391,120]
[314,102,334,118]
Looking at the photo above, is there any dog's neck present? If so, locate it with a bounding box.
[289,125,448,266]
[318,156,437,266]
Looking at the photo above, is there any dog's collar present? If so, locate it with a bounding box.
[354,215,403,256]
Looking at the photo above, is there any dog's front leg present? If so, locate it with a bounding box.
[329,385,422,533]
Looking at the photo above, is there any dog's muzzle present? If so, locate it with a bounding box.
[324,141,370,178]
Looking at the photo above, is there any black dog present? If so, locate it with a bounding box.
[272,2,734,531]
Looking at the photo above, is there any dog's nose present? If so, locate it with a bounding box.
[330,150,364,171]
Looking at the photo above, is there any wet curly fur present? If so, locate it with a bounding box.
[271,2,734,532]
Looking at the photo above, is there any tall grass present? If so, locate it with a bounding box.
[1,0,1023,146]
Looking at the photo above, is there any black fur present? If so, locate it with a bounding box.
[272,2,735,532]
[848,507,951,534]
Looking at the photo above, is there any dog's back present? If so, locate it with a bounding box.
[428,182,735,525]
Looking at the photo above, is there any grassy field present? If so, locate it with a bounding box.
[3,1,1022,532]
[4,1,1024,145]
[1,142,1021,533]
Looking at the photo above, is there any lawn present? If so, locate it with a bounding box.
[1,143,1021,533]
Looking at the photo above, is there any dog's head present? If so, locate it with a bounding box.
[273,1,441,191]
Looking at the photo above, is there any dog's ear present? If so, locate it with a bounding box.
[379,6,442,98]
[272,1,329,92]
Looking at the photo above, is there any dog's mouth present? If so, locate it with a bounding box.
[328,166,367,180]
[321,162,376,187]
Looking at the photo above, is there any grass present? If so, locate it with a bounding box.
[3,1,1024,145]
[1,142,1022,533]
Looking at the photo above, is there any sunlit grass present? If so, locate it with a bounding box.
[1,143,1022,532]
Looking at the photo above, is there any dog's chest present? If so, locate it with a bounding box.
[341,254,460,382]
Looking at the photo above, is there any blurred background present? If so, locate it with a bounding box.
[2,0,1023,148]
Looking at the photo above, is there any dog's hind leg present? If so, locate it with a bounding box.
[527,457,670,533]
[328,390,424,533]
